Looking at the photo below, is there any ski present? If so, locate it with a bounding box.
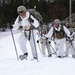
[31,58,39,62]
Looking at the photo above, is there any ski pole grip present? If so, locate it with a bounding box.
[48,41,51,44]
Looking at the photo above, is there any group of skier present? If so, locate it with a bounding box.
[10,5,75,60]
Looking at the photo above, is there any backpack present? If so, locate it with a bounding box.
[18,9,43,30]
[28,9,43,25]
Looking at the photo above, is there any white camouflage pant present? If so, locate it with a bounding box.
[18,30,37,58]
[54,38,66,57]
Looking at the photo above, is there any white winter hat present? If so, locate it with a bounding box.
[54,19,61,24]
[17,5,27,13]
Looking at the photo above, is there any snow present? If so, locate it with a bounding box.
[0,30,75,75]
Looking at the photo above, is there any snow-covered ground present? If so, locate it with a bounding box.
[0,30,75,75]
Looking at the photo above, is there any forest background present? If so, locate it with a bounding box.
[0,0,75,28]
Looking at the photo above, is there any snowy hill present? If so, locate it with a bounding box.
[0,30,75,75]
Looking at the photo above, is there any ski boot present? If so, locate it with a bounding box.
[48,54,52,57]
[19,53,28,60]
[72,55,75,58]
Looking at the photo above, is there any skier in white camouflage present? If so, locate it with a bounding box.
[65,29,75,58]
[37,24,52,57]
[10,5,40,60]
[45,19,72,58]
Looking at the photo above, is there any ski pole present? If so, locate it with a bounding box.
[37,40,42,54]
[32,30,38,62]
[10,28,19,60]
[48,41,57,55]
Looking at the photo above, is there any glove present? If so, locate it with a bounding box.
[48,41,51,44]
[9,25,13,29]
[37,40,39,43]
[19,26,23,29]
[46,37,48,40]
[70,38,73,42]
[68,37,73,42]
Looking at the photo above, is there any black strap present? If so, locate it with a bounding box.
[18,16,22,23]
[29,31,31,40]
[24,30,31,41]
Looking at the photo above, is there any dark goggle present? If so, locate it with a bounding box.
[18,11,24,13]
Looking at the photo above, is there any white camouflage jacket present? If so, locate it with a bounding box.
[13,11,40,31]
[45,25,71,39]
